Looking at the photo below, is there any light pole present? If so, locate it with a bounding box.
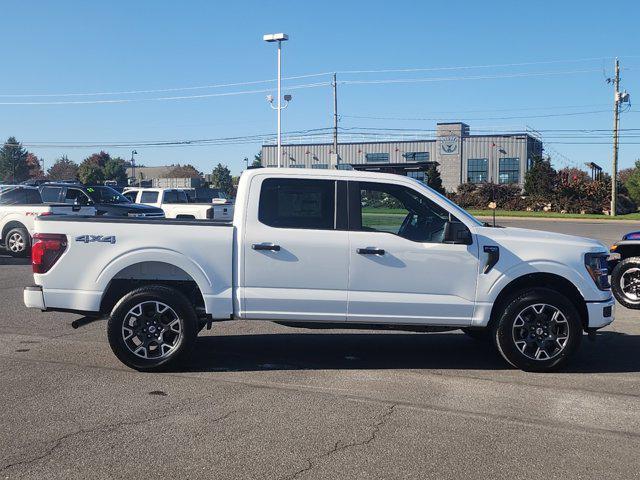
[130,150,137,186]
[263,33,291,167]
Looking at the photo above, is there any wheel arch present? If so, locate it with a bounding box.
[99,260,207,316]
[1,220,28,242]
[488,272,588,331]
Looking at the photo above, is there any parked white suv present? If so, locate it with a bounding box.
[0,185,95,256]
[123,187,233,221]
[24,169,614,372]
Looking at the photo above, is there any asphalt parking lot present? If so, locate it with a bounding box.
[1,218,639,479]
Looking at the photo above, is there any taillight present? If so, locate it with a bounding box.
[32,233,67,274]
[206,208,214,219]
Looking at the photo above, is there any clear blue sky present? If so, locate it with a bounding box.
[1,0,639,175]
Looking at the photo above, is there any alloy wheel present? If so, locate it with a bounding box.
[121,301,183,359]
[7,232,25,253]
[619,267,640,301]
[512,303,570,361]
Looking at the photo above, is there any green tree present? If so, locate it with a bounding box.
[0,136,30,183]
[210,163,233,195]
[425,164,445,194]
[78,162,104,184]
[78,151,112,184]
[624,160,640,205]
[47,156,79,181]
[252,151,262,168]
[524,156,557,196]
[103,157,127,183]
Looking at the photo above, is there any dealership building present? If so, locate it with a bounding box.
[261,122,543,192]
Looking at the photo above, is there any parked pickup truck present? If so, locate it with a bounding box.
[24,169,614,372]
[0,185,95,257]
[123,187,234,221]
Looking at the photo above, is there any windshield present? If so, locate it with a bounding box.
[86,186,131,204]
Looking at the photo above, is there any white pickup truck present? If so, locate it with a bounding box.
[24,169,614,372]
[0,185,95,257]
[123,187,234,221]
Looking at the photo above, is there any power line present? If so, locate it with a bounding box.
[0,81,331,105]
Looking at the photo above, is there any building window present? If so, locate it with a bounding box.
[467,158,488,183]
[365,153,390,163]
[289,164,305,168]
[403,152,430,162]
[311,163,328,169]
[498,158,520,184]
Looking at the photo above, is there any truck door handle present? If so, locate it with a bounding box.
[357,248,385,255]
[252,243,281,251]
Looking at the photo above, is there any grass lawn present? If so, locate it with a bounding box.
[361,207,640,221]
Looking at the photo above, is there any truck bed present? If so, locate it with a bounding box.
[32,215,234,317]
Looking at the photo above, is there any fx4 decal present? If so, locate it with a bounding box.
[75,235,116,244]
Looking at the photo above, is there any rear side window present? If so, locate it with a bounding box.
[258,178,335,230]
[162,190,188,204]
[123,191,138,202]
[40,187,62,203]
[140,191,159,203]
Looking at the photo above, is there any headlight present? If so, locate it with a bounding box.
[584,253,610,290]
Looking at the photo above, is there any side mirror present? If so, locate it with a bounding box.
[444,221,472,245]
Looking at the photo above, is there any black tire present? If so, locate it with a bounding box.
[5,226,30,257]
[493,288,582,372]
[107,285,198,371]
[461,328,491,341]
[611,257,640,309]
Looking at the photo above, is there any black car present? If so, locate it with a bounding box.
[39,183,165,218]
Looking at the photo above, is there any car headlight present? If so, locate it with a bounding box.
[584,253,610,290]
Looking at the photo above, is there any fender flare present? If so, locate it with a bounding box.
[95,247,213,295]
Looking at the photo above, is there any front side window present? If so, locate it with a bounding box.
[354,182,451,243]
[65,188,91,205]
[259,178,335,230]
[467,158,488,183]
[140,191,159,203]
[40,187,62,203]
[498,158,520,184]
[365,153,390,163]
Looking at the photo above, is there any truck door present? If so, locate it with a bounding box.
[346,180,479,326]
[242,176,349,322]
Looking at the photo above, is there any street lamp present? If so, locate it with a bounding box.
[263,32,291,167]
[130,150,138,186]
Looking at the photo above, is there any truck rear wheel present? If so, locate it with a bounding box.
[493,288,582,372]
[107,285,198,371]
[5,227,30,257]
[611,257,640,309]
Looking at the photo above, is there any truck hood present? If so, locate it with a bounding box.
[478,226,607,252]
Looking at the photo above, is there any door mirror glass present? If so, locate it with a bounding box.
[443,220,472,245]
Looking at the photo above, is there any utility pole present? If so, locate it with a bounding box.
[332,73,338,158]
[611,58,620,216]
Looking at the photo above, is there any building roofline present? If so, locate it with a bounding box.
[262,133,540,148]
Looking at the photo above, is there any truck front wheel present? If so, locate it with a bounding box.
[107,285,198,371]
[493,288,582,372]
[611,257,640,309]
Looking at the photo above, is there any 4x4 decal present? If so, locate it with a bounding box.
[74,235,116,244]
